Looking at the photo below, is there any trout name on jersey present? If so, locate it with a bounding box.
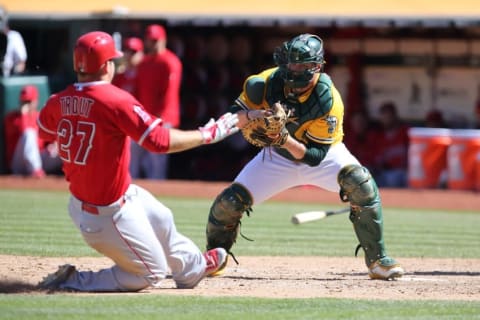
[60,96,94,118]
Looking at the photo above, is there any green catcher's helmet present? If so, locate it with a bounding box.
[273,34,325,88]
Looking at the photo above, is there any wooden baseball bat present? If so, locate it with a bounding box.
[291,207,350,225]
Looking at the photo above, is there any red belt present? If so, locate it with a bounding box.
[81,199,125,215]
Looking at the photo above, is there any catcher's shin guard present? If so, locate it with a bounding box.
[337,164,396,268]
[206,183,253,255]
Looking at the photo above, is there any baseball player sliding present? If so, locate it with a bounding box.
[206,34,404,280]
[36,31,238,291]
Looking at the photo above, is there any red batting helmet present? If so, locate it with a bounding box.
[73,31,123,73]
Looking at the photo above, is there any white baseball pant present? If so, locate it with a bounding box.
[59,184,206,291]
[235,142,360,205]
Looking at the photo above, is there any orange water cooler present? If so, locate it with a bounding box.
[447,129,480,191]
[476,151,480,191]
[408,128,451,188]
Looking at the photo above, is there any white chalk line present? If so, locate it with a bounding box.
[397,276,448,282]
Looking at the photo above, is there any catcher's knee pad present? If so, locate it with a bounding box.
[337,164,379,208]
[206,183,253,252]
[338,164,388,266]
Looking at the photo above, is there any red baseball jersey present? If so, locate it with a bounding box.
[4,109,42,167]
[135,49,182,127]
[37,81,170,205]
[112,69,137,94]
[375,124,410,170]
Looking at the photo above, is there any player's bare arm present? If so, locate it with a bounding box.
[166,128,205,153]
[166,112,239,153]
[280,136,306,160]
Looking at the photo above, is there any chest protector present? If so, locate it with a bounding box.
[265,71,334,139]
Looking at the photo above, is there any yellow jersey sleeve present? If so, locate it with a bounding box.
[235,68,277,111]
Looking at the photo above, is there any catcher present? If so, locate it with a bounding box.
[206,33,404,280]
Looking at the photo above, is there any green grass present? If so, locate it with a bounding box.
[0,189,478,258]
[0,189,479,319]
[0,295,478,320]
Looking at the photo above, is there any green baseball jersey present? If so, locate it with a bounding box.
[235,67,344,148]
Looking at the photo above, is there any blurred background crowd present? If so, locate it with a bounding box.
[1,1,480,190]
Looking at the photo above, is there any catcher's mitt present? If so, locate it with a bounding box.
[241,102,290,148]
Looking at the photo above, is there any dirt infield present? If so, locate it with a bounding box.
[1,176,479,300]
[1,255,479,301]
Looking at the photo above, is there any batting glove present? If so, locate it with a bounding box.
[199,112,239,144]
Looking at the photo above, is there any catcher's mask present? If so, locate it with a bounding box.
[273,34,325,89]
